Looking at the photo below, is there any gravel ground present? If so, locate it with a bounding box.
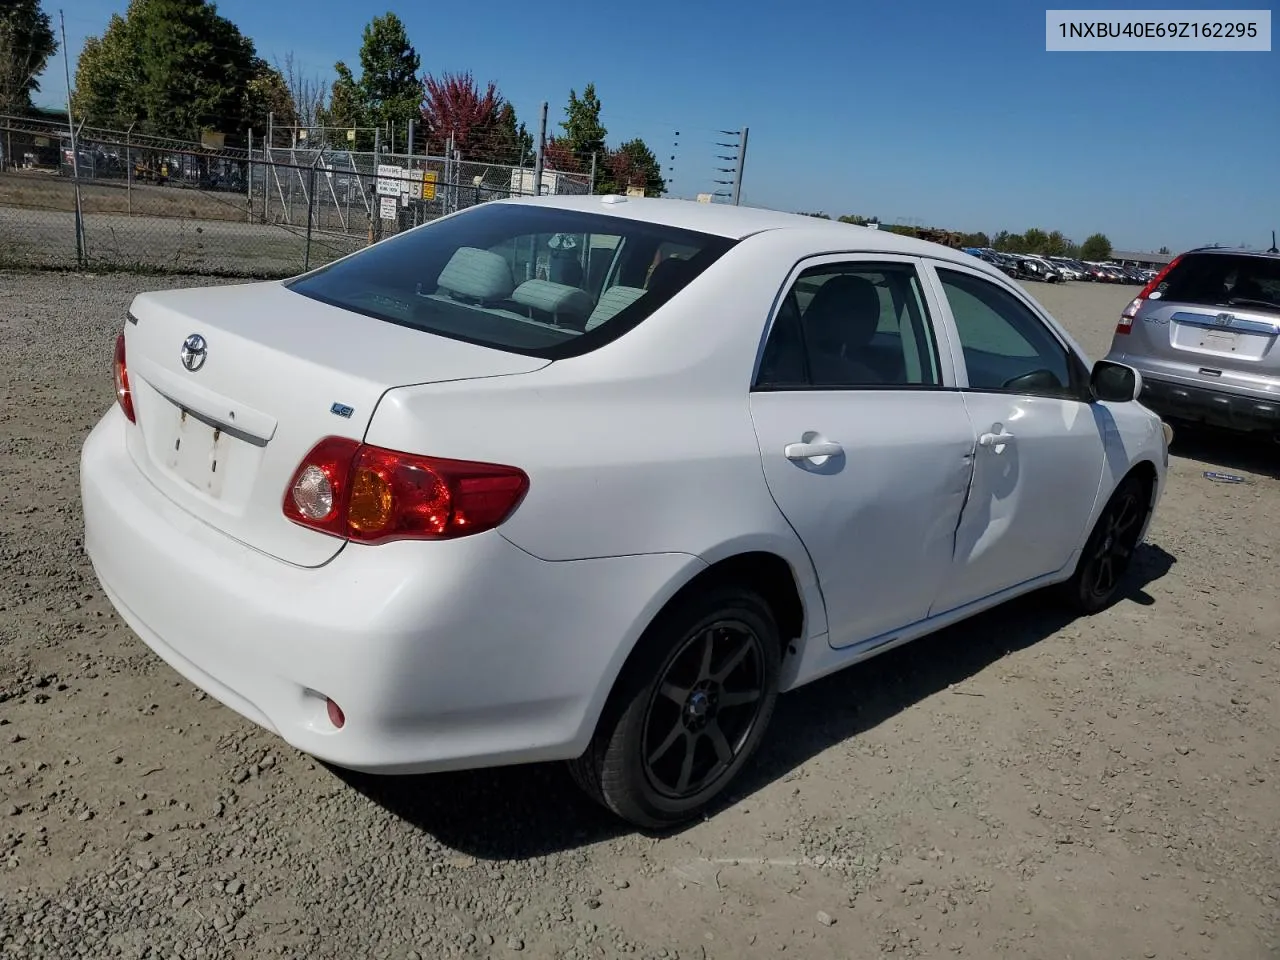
[1,271,1278,960]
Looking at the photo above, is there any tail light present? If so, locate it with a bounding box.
[1116,254,1182,335]
[283,437,529,544]
[114,334,136,422]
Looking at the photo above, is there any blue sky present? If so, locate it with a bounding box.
[34,0,1278,252]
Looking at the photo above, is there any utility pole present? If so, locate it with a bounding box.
[59,10,84,264]
[732,127,749,205]
[532,101,547,197]
[712,126,749,205]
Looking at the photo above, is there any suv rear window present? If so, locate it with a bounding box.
[285,203,736,359]
[1155,252,1280,316]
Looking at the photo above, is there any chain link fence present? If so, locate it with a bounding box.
[0,115,591,278]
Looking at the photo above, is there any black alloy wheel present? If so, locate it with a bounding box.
[568,586,781,829]
[641,621,767,799]
[1062,474,1149,613]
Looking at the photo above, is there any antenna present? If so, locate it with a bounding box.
[1268,230,1278,254]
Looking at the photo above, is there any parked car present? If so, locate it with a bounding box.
[1047,258,1082,280]
[1105,246,1280,438]
[81,195,1170,828]
[1014,254,1061,282]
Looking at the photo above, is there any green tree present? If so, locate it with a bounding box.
[1045,230,1068,256]
[1081,232,1113,261]
[0,0,57,113]
[993,230,1025,252]
[243,59,296,140]
[560,83,606,167]
[600,138,665,196]
[72,14,141,126]
[1158,245,1171,255]
[491,102,533,166]
[1023,228,1049,254]
[356,12,421,131]
[136,0,256,139]
[73,0,260,141]
[838,214,867,225]
[317,61,364,144]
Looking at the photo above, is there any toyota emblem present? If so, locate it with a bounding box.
[180,334,207,372]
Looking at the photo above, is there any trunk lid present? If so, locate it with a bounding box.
[121,280,549,567]
[1162,304,1280,374]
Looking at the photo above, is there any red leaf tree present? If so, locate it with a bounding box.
[540,136,582,173]
[421,70,502,159]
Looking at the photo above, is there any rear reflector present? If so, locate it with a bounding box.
[284,438,529,544]
[114,334,136,422]
[326,698,345,729]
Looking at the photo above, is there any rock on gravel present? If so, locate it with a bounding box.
[1,272,1279,959]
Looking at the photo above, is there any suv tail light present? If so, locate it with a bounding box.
[283,437,529,544]
[114,334,136,422]
[1117,254,1182,335]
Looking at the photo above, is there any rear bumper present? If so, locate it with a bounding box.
[1136,376,1280,433]
[81,406,702,774]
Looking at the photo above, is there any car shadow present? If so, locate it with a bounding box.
[332,542,1176,859]
[1168,424,1279,481]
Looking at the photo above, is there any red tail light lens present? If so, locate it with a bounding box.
[114,334,136,422]
[283,438,529,544]
[1117,254,1182,335]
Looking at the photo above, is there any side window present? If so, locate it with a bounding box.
[935,268,1077,399]
[756,262,941,389]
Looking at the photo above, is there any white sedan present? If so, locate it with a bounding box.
[80,194,1169,828]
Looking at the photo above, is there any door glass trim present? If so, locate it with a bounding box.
[927,260,1093,403]
[751,254,955,394]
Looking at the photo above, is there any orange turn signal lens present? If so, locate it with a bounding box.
[347,466,393,534]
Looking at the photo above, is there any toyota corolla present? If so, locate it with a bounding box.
[81,194,1169,828]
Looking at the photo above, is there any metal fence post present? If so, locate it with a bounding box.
[533,102,547,197]
[304,164,316,272]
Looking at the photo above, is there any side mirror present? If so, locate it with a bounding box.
[1090,360,1142,403]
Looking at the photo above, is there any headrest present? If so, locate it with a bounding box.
[585,285,647,331]
[804,274,882,347]
[436,247,514,302]
[511,279,594,318]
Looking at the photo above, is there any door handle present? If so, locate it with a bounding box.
[978,431,1016,448]
[784,440,844,460]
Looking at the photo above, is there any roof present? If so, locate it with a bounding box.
[1111,250,1176,265]
[1180,245,1280,260]
[497,193,978,262]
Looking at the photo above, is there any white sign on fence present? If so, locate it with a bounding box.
[379,195,398,220]
[376,163,406,198]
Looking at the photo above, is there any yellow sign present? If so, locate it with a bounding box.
[422,170,438,201]
[346,129,356,142]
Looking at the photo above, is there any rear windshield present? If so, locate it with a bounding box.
[285,203,736,359]
[1155,253,1280,316]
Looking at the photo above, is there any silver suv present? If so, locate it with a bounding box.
[1103,247,1280,438]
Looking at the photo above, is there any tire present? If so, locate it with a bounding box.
[1059,473,1150,614]
[568,585,781,829]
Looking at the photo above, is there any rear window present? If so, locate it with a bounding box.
[285,203,736,359]
[1155,253,1280,316]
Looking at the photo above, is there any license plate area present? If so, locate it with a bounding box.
[1171,311,1276,361]
[164,407,229,498]
[1172,323,1270,360]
